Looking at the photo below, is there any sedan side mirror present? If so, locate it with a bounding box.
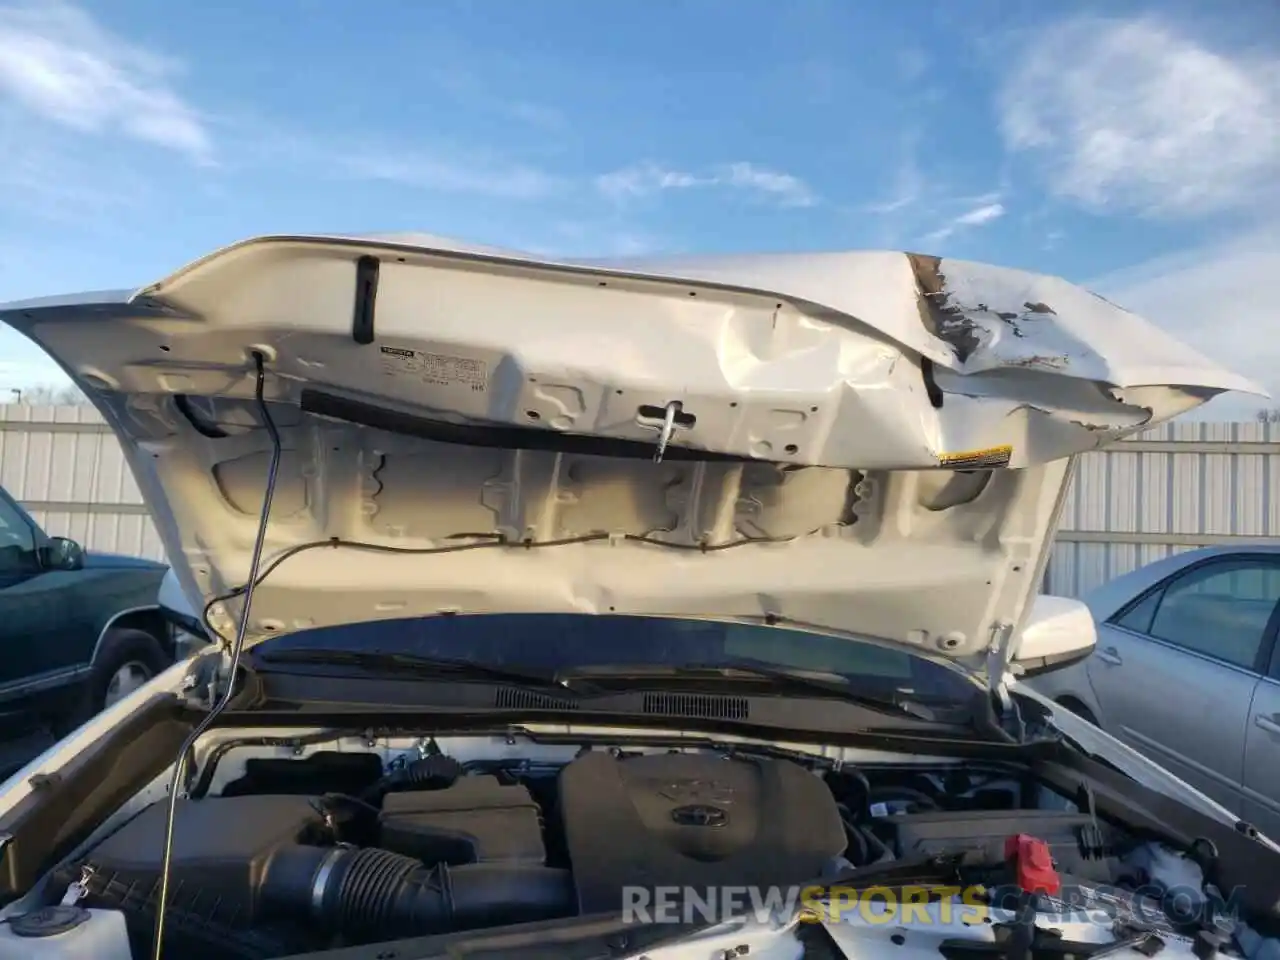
[1012,595,1096,677]
[40,536,85,571]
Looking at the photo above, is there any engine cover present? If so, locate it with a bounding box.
[558,752,845,913]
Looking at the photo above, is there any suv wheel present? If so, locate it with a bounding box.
[90,628,171,712]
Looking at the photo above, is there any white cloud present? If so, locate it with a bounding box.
[863,146,923,214]
[861,132,1010,248]
[0,0,211,161]
[596,160,815,207]
[339,152,560,200]
[921,201,1006,244]
[1088,223,1279,418]
[595,162,705,200]
[719,162,815,207]
[998,16,1280,217]
[212,123,563,202]
[953,203,1004,227]
[0,125,146,220]
[957,191,1003,209]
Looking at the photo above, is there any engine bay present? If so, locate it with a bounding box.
[0,732,1220,959]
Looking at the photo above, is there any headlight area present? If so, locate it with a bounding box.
[3,721,1279,960]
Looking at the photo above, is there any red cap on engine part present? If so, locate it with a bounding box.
[1004,834,1061,896]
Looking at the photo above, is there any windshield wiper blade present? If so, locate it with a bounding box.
[556,662,950,722]
[255,649,572,691]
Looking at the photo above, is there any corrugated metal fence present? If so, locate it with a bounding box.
[2,405,1277,594]
[0,405,165,561]
[1048,419,1280,596]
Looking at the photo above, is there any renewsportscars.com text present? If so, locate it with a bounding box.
[621,882,1240,926]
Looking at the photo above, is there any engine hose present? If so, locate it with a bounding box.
[260,845,575,939]
[362,755,463,800]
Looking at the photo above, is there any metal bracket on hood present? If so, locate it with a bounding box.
[651,401,682,463]
[986,621,1025,737]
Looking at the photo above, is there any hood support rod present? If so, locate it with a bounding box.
[151,351,283,959]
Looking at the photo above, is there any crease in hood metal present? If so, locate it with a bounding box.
[0,233,1264,681]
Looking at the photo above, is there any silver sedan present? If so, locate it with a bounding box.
[1032,544,1280,839]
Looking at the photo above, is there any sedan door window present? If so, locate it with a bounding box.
[1144,559,1280,671]
[1113,588,1164,635]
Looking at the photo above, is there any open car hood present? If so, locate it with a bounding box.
[0,233,1263,682]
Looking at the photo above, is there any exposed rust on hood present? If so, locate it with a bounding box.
[1070,419,1120,433]
[906,252,983,363]
[906,255,1059,359]
[981,305,1025,336]
[1007,354,1069,370]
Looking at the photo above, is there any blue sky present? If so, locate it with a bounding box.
[0,0,1277,416]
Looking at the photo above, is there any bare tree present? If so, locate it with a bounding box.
[1256,407,1280,424]
[7,384,92,406]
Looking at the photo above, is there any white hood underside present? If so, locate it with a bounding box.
[0,234,1262,677]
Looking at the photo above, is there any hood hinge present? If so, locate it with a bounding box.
[986,621,1024,739]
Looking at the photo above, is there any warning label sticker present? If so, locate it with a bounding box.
[937,444,1013,469]
[379,345,488,393]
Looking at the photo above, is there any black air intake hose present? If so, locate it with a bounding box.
[360,755,463,801]
[384,755,463,791]
[260,845,574,938]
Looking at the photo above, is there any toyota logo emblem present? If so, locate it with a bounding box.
[670,804,728,827]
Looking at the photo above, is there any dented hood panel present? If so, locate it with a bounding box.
[0,234,1262,672]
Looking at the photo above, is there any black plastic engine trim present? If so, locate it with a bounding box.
[1034,750,1280,926]
[0,696,198,900]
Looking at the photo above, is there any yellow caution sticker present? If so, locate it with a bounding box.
[937,444,1013,469]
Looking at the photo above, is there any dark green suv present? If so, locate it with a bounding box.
[0,483,172,767]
